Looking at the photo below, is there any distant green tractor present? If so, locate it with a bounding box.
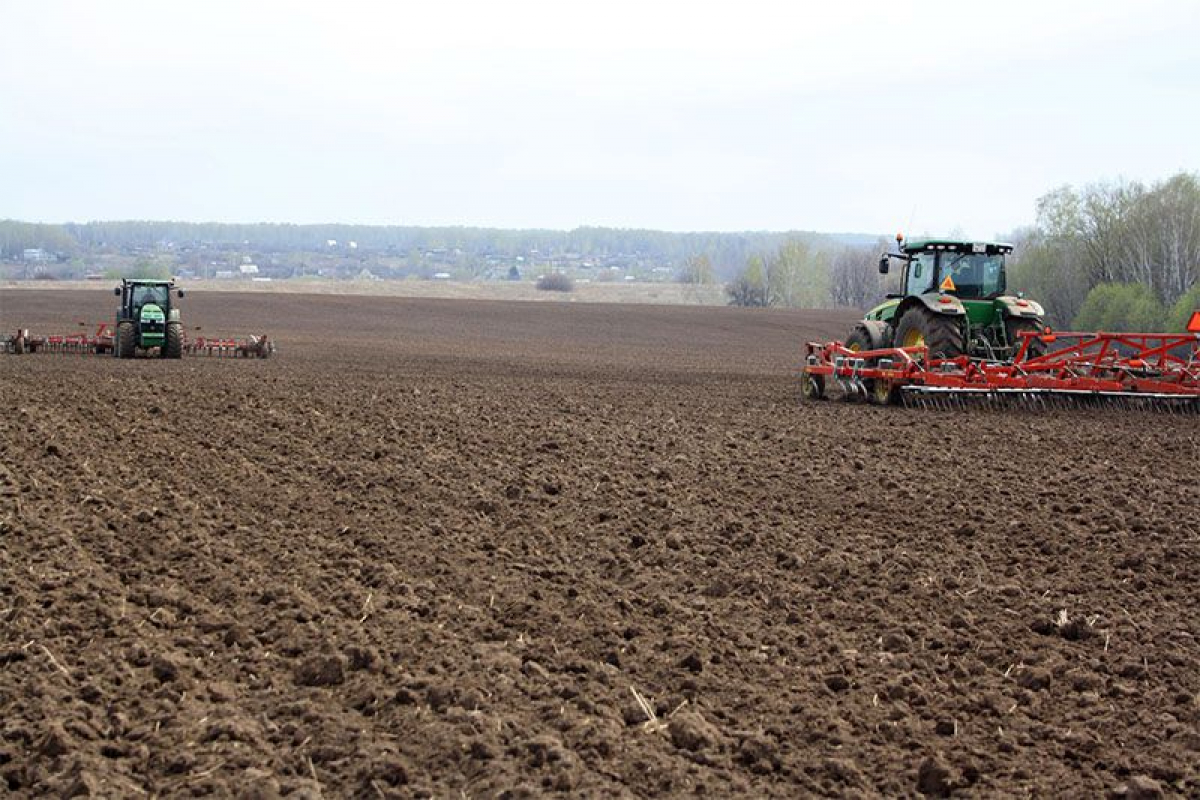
[113,279,185,359]
[846,235,1046,361]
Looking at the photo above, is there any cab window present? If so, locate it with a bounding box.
[905,252,935,295]
[938,252,1005,297]
[133,285,168,307]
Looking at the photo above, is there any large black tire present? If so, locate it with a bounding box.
[1005,317,1047,361]
[893,307,964,360]
[13,334,24,355]
[845,326,874,353]
[117,322,136,359]
[164,322,183,359]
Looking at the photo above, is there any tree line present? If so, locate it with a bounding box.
[5,170,1196,329]
[1008,171,1200,331]
[0,218,873,282]
[717,171,1198,331]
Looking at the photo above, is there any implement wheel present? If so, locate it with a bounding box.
[117,322,136,359]
[871,379,901,406]
[845,324,879,398]
[1006,318,1047,361]
[893,307,964,360]
[845,326,874,353]
[801,370,826,401]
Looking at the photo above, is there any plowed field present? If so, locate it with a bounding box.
[1,289,1197,797]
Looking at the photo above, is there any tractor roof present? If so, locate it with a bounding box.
[123,278,176,285]
[902,239,1013,255]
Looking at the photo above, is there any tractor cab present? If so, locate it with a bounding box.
[898,240,1009,299]
[116,279,180,318]
[131,283,171,312]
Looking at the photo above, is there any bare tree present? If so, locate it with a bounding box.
[677,254,715,285]
[1019,171,1200,328]
[726,256,769,306]
[829,238,887,309]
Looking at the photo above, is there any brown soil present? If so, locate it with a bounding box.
[1,289,1197,797]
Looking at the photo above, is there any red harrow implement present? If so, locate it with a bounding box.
[3,324,274,358]
[803,327,1200,412]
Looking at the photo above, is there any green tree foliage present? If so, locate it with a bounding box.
[1011,172,1200,328]
[726,239,833,308]
[115,259,173,280]
[726,256,768,306]
[766,240,828,308]
[1072,283,1165,332]
[1166,285,1200,331]
[0,220,78,258]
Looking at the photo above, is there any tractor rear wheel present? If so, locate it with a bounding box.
[117,322,136,359]
[893,307,964,360]
[164,322,183,359]
[1006,318,1047,361]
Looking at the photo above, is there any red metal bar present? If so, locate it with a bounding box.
[804,330,1200,400]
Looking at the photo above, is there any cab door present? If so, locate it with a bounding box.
[905,252,936,295]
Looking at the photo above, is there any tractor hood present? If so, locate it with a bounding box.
[139,303,166,324]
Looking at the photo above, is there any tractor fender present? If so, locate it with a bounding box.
[994,295,1044,319]
[854,319,893,349]
[903,293,966,318]
[168,308,181,323]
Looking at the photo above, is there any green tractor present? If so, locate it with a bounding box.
[113,279,185,359]
[846,235,1046,362]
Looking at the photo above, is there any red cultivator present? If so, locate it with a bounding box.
[3,323,116,355]
[803,329,1200,412]
[3,324,274,358]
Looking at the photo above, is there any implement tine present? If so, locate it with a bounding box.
[888,372,1199,414]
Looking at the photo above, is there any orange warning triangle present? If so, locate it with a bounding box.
[940,274,956,292]
[1188,310,1200,333]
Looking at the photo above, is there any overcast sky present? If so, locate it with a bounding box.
[3,0,1198,238]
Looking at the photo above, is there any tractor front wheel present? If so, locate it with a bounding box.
[1006,318,1047,361]
[893,307,964,360]
[164,322,183,359]
[117,322,136,359]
